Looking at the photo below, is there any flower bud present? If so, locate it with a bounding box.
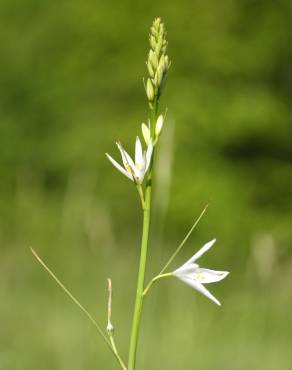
[148,49,154,62]
[155,115,164,136]
[146,78,154,101]
[155,64,165,87]
[153,72,158,87]
[146,61,155,78]
[164,55,170,69]
[150,52,158,69]
[158,55,165,70]
[155,39,163,56]
[106,278,114,334]
[150,35,156,50]
[141,122,151,144]
[150,26,157,36]
[107,321,114,334]
[153,18,161,29]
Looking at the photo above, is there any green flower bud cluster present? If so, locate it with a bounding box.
[145,18,170,107]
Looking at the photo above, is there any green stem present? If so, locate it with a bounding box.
[137,185,145,209]
[128,101,158,370]
[127,190,151,370]
[142,273,172,296]
[109,335,127,370]
[158,205,208,275]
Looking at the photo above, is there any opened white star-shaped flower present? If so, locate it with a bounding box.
[173,239,229,306]
[106,137,153,184]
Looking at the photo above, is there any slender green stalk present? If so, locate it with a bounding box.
[109,335,128,370]
[127,189,151,369]
[158,205,208,275]
[137,185,145,209]
[142,272,172,296]
[128,102,158,370]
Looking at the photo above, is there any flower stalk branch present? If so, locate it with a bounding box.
[159,205,208,275]
[106,278,127,370]
[142,272,172,296]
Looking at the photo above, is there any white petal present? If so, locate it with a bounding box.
[135,136,143,166]
[105,153,134,181]
[123,149,136,170]
[173,263,199,277]
[107,321,114,333]
[179,276,221,306]
[145,142,153,171]
[193,268,229,284]
[135,152,147,183]
[141,123,151,144]
[116,142,136,174]
[182,239,216,266]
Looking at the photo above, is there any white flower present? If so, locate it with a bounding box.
[106,137,153,184]
[173,239,229,306]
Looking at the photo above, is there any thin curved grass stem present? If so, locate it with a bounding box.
[30,248,127,370]
[158,205,208,275]
[109,335,128,370]
[143,273,173,296]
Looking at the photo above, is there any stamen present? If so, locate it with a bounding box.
[194,272,205,282]
[136,163,143,170]
[125,164,134,175]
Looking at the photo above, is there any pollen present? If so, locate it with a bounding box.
[125,164,134,174]
[136,163,143,170]
[194,272,205,282]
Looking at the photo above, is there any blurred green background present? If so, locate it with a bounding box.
[1,0,292,369]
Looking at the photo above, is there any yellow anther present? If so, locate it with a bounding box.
[125,164,134,174]
[195,272,205,282]
[136,163,143,170]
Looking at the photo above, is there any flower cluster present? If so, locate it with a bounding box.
[146,17,170,106]
[106,18,169,186]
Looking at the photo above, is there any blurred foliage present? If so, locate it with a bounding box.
[1,0,292,369]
